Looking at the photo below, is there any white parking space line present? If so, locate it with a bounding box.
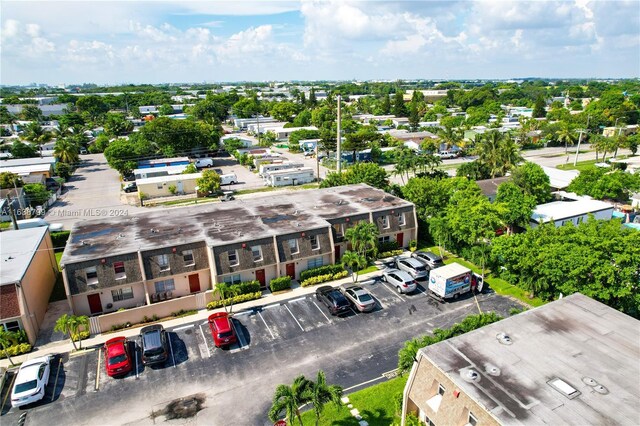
[312,301,332,323]
[380,281,405,301]
[198,324,212,357]
[258,311,276,339]
[168,333,176,368]
[233,310,252,317]
[284,304,305,331]
[415,285,427,296]
[51,359,63,401]
[263,303,280,310]
[288,296,307,303]
[229,321,249,353]
[173,324,194,332]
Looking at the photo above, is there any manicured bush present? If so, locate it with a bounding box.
[378,240,399,253]
[300,270,350,287]
[50,231,71,248]
[207,291,262,309]
[379,249,403,258]
[269,276,292,292]
[216,280,261,298]
[71,331,90,342]
[300,264,345,282]
[0,343,32,358]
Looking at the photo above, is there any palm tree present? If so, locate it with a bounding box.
[555,123,577,155]
[341,250,368,283]
[0,330,18,366]
[498,137,523,176]
[436,125,462,151]
[22,122,52,154]
[268,375,312,426]
[344,221,379,260]
[70,315,89,349]
[54,314,78,351]
[477,131,504,178]
[310,370,343,426]
[54,138,80,164]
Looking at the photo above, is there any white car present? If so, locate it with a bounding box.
[381,268,417,294]
[11,356,51,408]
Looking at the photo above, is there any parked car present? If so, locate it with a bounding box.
[395,257,429,280]
[103,337,133,377]
[122,173,136,182]
[14,218,63,232]
[123,182,138,193]
[79,147,88,155]
[315,286,351,315]
[341,286,376,312]
[412,251,444,269]
[139,325,169,366]
[438,151,457,159]
[219,190,235,202]
[195,158,214,168]
[208,312,237,347]
[382,269,417,294]
[11,356,51,408]
[220,172,238,185]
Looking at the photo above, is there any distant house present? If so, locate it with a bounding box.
[0,227,58,344]
[0,188,28,222]
[133,164,188,180]
[136,173,202,199]
[530,193,613,228]
[475,176,511,202]
[540,166,579,191]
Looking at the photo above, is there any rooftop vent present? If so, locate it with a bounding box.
[593,385,609,395]
[582,377,598,386]
[496,332,513,345]
[485,364,501,376]
[150,228,159,234]
[460,368,481,383]
[582,377,608,395]
[81,240,90,246]
[547,378,581,400]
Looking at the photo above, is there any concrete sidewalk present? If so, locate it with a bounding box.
[0,269,384,369]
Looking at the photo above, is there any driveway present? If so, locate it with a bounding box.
[45,154,146,229]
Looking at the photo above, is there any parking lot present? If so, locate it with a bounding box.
[0,275,521,426]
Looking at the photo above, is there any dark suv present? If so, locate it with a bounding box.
[316,286,350,315]
[140,324,169,366]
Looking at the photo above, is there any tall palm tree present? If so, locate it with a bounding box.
[310,370,343,426]
[54,314,78,351]
[345,221,379,259]
[498,137,523,176]
[69,315,89,349]
[555,123,577,155]
[436,125,462,151]
[268,375,312,426]
[477,131,504,178]
[0,330,18,366]
[22,122,52,154]
[341,250,367,283]
[54,138,80,164]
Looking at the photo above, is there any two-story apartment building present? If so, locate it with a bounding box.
[60,184,417,317]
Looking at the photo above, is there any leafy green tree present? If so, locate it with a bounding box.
[182,163,198,174]
[10,140,39,158]
[23,183,50,207]
[58,112,86,129]
[21,105,43,122]
[158,104,174,116]
[380,94,391,114]
[270,101,300,122]
[54,314,79,350]
[476,131,522,178]
[567,167,640,202]
[408,102,420,132]
[103,112,134,136]
[0,106,16,124]
[54,138,80,164]
[308,88,317,107]
[341,250,368,282]
[260,130,277,147]
[104,137,153,175]
[0,329,18,365]
[392,90,407,117]
[268,375,312,426]
[345,221,379,260]
[343,127,383,163]
[495,182,536,234]
[321,162,390,190]
[55,162,73,180]
[188,98,227,123]
[511,162,552,204]
[89,134,110,153]
[0,172,23,189]
[532,95,547,118]
[196,169,221,195]
[310,370,343,426]
[232,96,261,118]
[76,95,109,121]
[456,160,491,180]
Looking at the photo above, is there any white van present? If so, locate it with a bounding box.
[219,173,238,185]
[14,218,64,232]
[195,158,214,168]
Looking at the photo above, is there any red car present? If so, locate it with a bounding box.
[208,312,237,347]
[103,337,133,377]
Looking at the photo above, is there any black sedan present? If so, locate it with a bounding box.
[315,286,351,315]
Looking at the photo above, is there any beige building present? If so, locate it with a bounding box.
[0,227,58,344]
[136,172,202,198]
[402,293,640,426]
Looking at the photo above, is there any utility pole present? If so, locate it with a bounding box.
[336,95,342,173]
[6,194,19,230]
[12,179,25,210]
[315,142,320,183]
[574,115,590,166]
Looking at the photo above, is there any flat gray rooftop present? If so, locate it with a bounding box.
[420,293,640,425]
[0,227,48,285]
[61,184,412,265]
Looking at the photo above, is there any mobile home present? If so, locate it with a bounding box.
[264,167,315,187]
[259,162,305,177]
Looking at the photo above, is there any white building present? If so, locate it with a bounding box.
[530,194,613,228]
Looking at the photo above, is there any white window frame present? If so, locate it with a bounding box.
[307,257,323,269]
[157,183,163,190]
[382,215,390,229]
[1,320,22,333]
[85,266,98,285]
[468,411,478,426]
[378,235,390,244]
[157,254,170,271]
[288,239,299,254]
[111,286,134,302]
[223,274,242,285]
[154,279,175,293]
[228,250,239,266]
[251,245,262,262]
[397,212,406,226]
[310,235,320,251]
[183,250,195,266]
[113,261,126,280]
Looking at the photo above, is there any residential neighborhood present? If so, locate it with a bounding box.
[0,1,639,426]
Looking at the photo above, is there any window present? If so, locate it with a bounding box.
[157,183,163,190]
[397,212,406,226]
[288,239,299,254]
[438,384,446,395]
[468,412,478,426]
[307,257,324,269]
[378,236,390,244]
[154,279,175,293]
[333,223,344,238]
[183,250,195,266]
[251,245,262,262]
[1,320,21,333]
[157,254,170,271]
[426,384,445,413]
[228,250,239,266]
[310,235,320,250]
[113,262,126,279]
[382,215,390,229]
[111,286,134,302]
[85,266,98,285]
[223,274,242,285]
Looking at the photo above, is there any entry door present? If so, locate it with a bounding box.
[255,269,266,288]
[177,181,184,193]
[87,293,102,315]
[334,245,341,261]
[188,274,201,293]
[285,263,295,280]
[396,232,404,248]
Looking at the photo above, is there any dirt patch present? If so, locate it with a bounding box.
[151,393,206,421]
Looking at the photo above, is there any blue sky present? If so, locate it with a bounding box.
[1,1,639,85]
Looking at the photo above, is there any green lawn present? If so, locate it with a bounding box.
[0,222,11,229]
[426,246,545,308]
[55,251,63,266]
[357,265,379,275]
[299,376,408,426]
[556,159,598,172]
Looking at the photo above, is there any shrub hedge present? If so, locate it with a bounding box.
[300,264,345,282]
[378,240,399,253]
[379,249,403,258]
[301,270,349,287]
[216,280,261,297]
[50,231,71,248]
[207,292,262,309]
[0,343,32,358]
[71,331,90,341]
[269,276,292,292]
